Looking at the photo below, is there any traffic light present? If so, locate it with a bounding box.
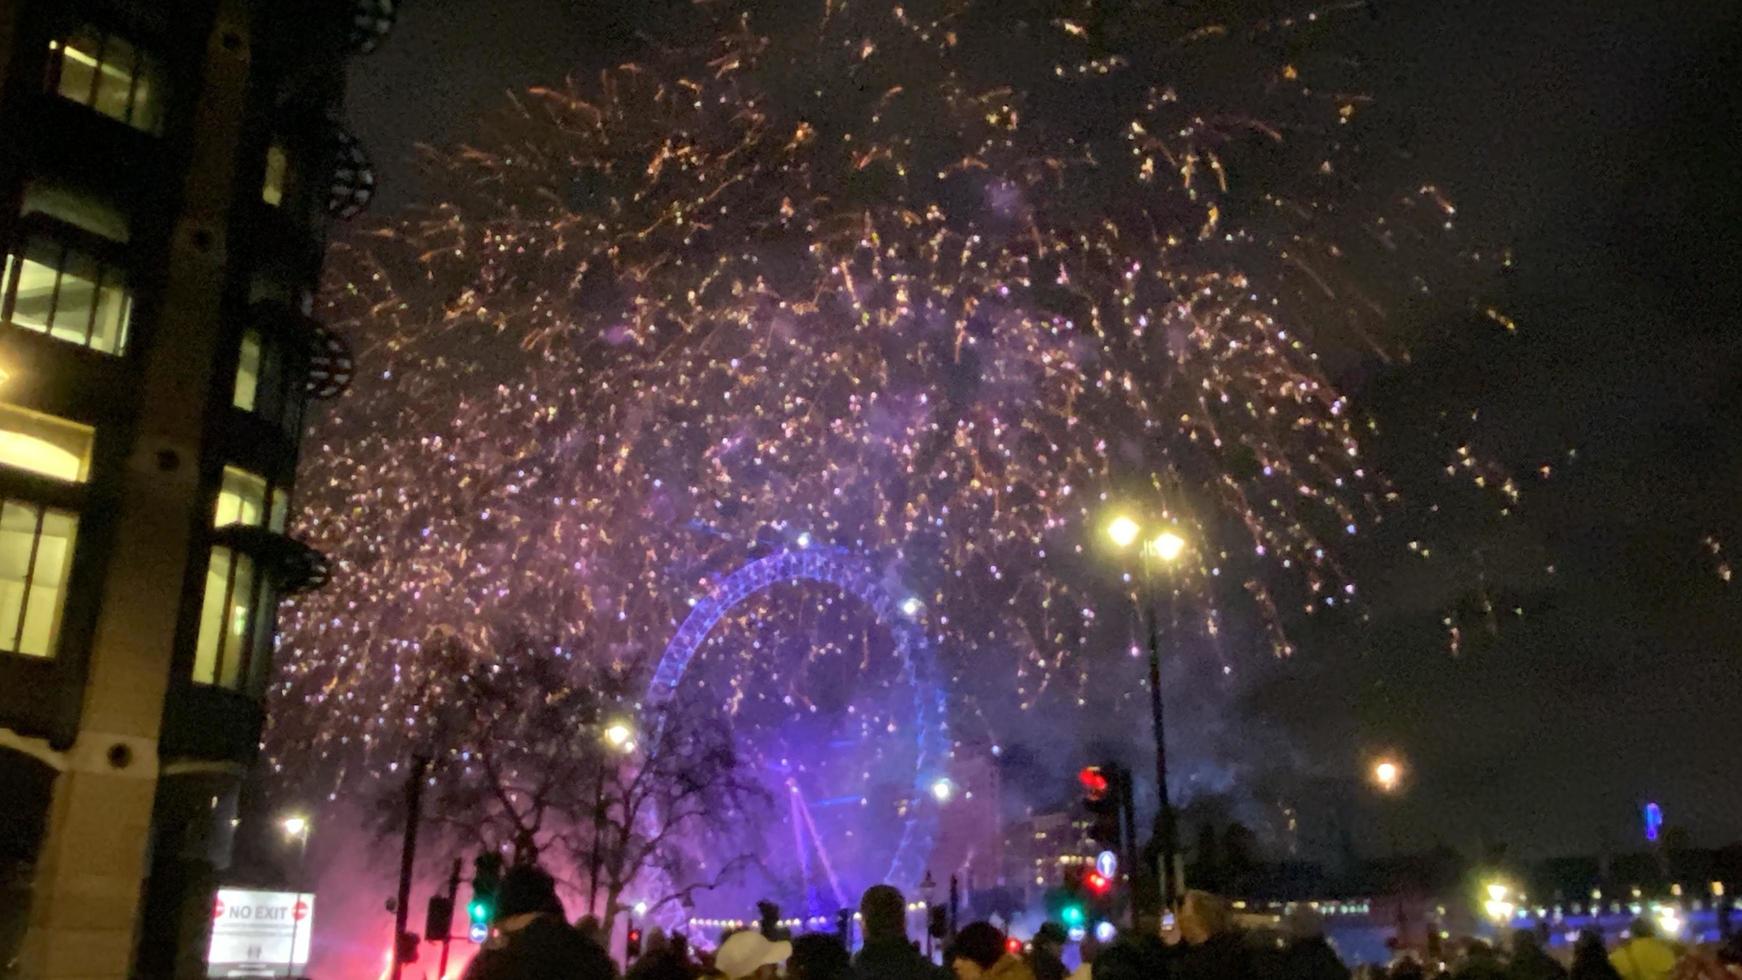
[1079,766,1122,848]
[1084,871,1111,897]
[1060,903,1086,929]
[1077,766,1110,802]
[627,927,643,959]
[469,852,503,935]
[424,895,454,942]
[396,931,421,965]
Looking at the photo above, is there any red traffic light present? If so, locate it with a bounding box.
[1084,871,1111,895]
[1005,937,1024,955]
[1077,767,1109,801]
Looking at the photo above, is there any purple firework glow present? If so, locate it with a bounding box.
[266,0,1511,921]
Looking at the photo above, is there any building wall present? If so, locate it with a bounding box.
[1004,810,1097,902]
[0,0,382,975]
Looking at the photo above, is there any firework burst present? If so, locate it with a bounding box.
[269,0,1504,786]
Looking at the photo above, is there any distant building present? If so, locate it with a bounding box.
[930,749,1006,891]
[0,0,385,975]
[1004,809,1097,902]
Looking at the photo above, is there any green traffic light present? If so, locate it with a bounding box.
[469,900,491,922]
[1061,905,1086,927]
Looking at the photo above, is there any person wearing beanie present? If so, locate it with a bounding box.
[462,864,617,980]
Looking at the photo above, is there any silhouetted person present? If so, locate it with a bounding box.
[463,864,617,980]
[855,885,948,980]
[1507,930,1567,980]
[1279,908,1351,980]
[1610,918,1678,980]
[1569,930,1622,980]
[716,930,792,980]
[631,927,698,980]
[945,923,1033,980]
[1452,939,1507,980]
[1029,923,1069,980]
[1177,891,1254,980]
[792,934,855,980]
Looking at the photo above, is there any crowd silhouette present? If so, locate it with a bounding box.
[457,868,1742,980]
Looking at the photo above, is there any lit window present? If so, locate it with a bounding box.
[214,466,287,532]
[233,329,261,410]
[192,547,272,691]
[0,498,79,658]
[232,322,306,437]
[262,144,288,206]
[0,405,94,482]
[46,28,164,134]
[1,240,132,354]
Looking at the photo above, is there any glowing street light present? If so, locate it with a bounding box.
[1482,881,1516,922]
[1106,515,1141,549]
[1148,530,1186,562]
[602,721,635,752]
[1371,758,1404,794]
[281,815,310,839]
[930,778,955,803]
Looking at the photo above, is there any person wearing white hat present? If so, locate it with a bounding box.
[716,930,793,980]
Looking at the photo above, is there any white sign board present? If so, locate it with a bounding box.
[207,888,314,978]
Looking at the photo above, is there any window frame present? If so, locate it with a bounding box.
[213,464,290,534]
[191,544,275,694]
[235,308,311,438]
[0,403,96,484]
[43,25,166,135]
[0,495,81,659]
[1,218,135,356]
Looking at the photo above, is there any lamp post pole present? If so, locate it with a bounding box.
[283,822,310,979]
[1143,586,1178,910]
[1103,514,1186,912]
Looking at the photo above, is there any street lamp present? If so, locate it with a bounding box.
[588,719,638,917]
[1100,508,1188,910]
[1482,881,1516,922]
[1371,758,1404,794]
[603,720,635,752]
[1106,515,1141,549]
[280,815,312,979]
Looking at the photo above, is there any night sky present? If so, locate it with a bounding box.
[337,0,1742,860]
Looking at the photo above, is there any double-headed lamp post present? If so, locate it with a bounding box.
[1103,511,1188,910]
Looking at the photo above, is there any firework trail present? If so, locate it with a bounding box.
[268,0,1506,791]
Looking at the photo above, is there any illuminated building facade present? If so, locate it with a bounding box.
[1004,809,1098,901]
[0,0,386,974]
